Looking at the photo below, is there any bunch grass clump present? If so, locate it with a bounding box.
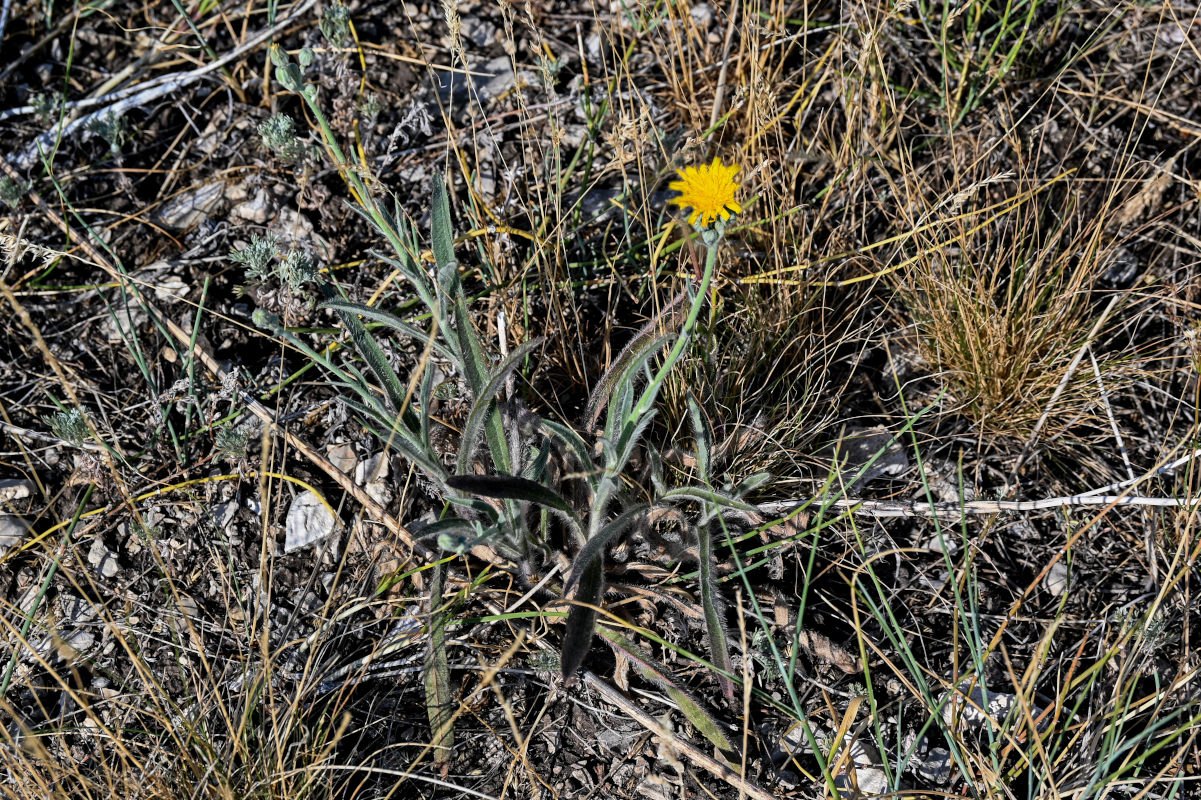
[896,172,1140,444]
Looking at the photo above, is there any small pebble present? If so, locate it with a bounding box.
[0,514,33,556]
[284,490,338,553]
[1045,562,1070,596]
[87,538,120,578]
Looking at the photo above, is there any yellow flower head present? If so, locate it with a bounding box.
[669,157,742,227]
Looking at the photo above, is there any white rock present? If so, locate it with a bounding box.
[918,747,952,783]
[58,593,97,625]
[211,501,238,530]
[355,452,392,507]
[838,765,889,796]
[0,478,35,501]
[1045,562,1070,596]
[941,682,1022,734]
[154,182,224,231]
[285,490,338,553]
[0,514,33,556]
[87,538,120,578]
[58,629,95,658]
[326,442,358,475]
[276,208,334,261]
[922,531,958,555]
[232,188,271,224]
[103,305,148,342]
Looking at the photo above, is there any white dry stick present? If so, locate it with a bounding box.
[1090,346,1155,582]
[757,489,1201,521]
[497,308,513,400]
[1080,443,1201,499]
[1089,347,1135,484]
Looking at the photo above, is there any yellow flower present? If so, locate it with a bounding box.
[669,157,742,227]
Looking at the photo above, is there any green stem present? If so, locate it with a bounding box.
[626,241,717,427]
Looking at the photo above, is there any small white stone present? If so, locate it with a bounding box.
[923,531,958,555]
[356,452,393,507]
[284,490,338,553]
[154,182,224,231]
[232,188,271,224]
[1045,562,1070,596]
[690,3,713,26]
[835,765,890,796]
[0,514,32,556]
[58,629,95,658]
[211,501,238,529]
[918,747,952,783]
[87,538,120,578]
[326,442,358,475]
[0,478,35,501]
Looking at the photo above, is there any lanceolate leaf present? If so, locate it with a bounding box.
[415,516,477,541]
[658,486,759,514]
[565,505,648,591]
[609,409,657,477]
[430,176,458,280]
[586,327,675,431]
[367,248,436,313]
[698,521,734,701]
[561,557,604,679]
[424,560,454,764]
[598,628,735,754]
[541,419,594,470]
[328,296,409,414]
[321,299,455,361]
[456,337,544,474]
[343,397,445,480]
[446,474,580,531]
[687,394,711,480]
[431,175,511,474]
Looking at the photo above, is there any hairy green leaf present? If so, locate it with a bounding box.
[424,560,454,764]
[365,246,437,313]
[561,557,604,679]
[697,521,734,700]
[446,474,579,530]
[598,629,735,754]
[687,394,711,480]
[658,486,759,514]
[456,337,544,474]
[542,419,593,469]
[430,176,457,280]
[321,299,454,361]
[430,175,510,474]
[328,296,409,414]
[565,505,648,591]
[585,318,677,431]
